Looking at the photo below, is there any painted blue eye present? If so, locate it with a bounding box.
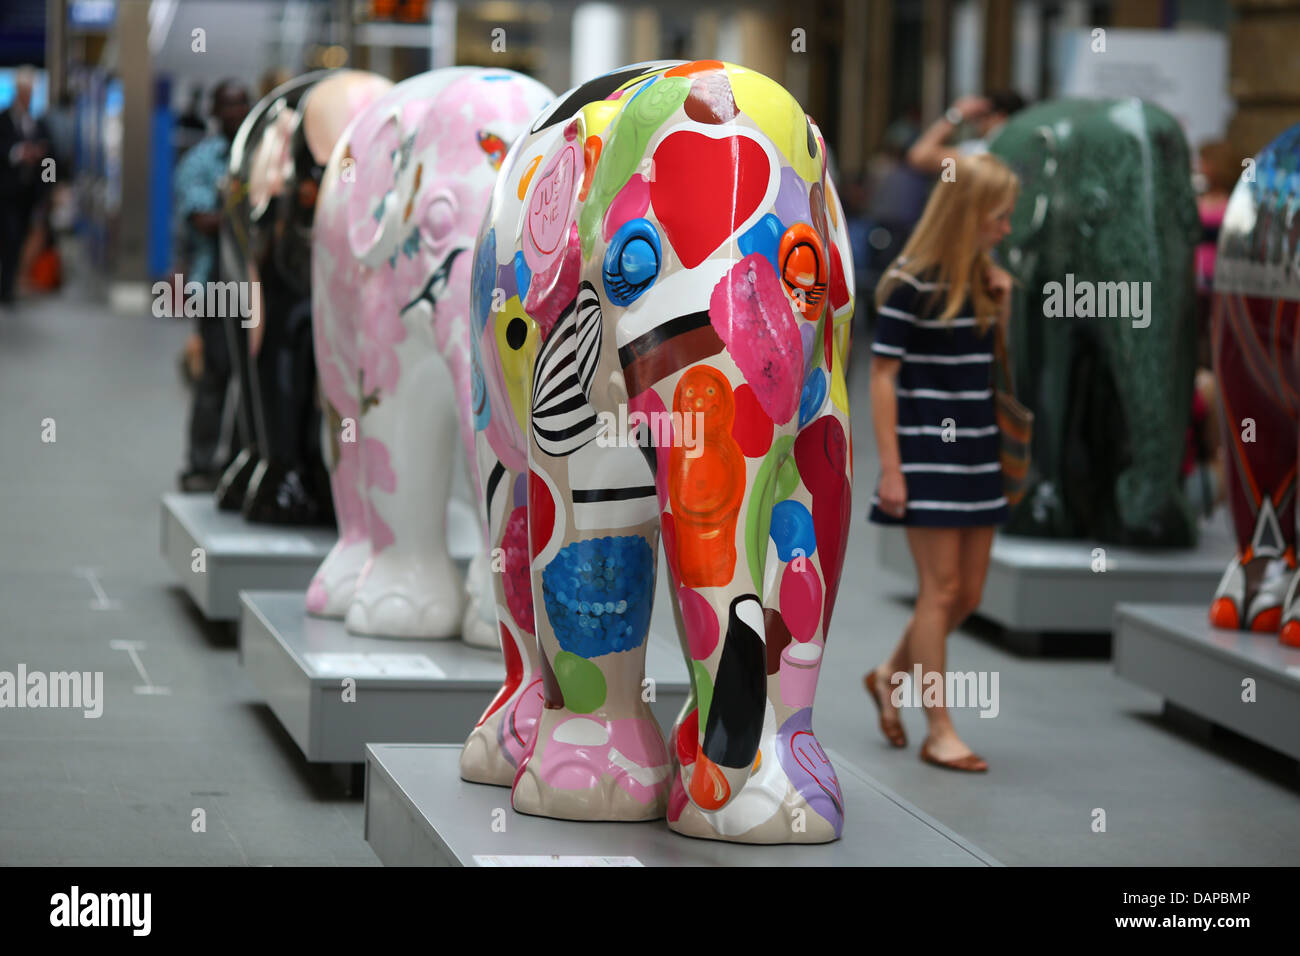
[602,218,660,306]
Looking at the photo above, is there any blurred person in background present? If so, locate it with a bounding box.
[174,82,208,160]
[1183,140,1236,519]
[906,90,1027,176]
[1194,140,1235,362]
[175,79,250,492]
[855,118,932,320]
[0,66,51,306]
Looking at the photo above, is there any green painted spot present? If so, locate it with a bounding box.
[553,651,607,714]
[692,661,714,733]
[745,435,795,593]
[578,76,690,259]
[775,455,802,503]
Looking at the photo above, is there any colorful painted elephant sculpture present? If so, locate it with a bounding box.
[1209,122,1300,646]
[308,68,553,640]
[458,61,856,844]
[990,98,1201,546]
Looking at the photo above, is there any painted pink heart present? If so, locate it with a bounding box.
[650,131,770,269]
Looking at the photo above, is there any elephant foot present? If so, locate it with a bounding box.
[1210,553,1294,633]
[242,461,331,526]
[667,708,843,844]
[306,537,370,618]
[344,550,465,639]
[460,721,519,787]
[460,605,499,649]
[460,673,545,786]
[510,709,670,822]
[214,447,258,512]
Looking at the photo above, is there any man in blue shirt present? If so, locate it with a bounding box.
[176,79,250,491]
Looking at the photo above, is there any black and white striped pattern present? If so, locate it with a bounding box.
[530,282,603,457]
[868,267,1009,527]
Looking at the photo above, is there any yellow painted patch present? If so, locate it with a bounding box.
[728,67,820,183]
[493,295,537,432]
[579,99,623,140]
[829,338,850,415]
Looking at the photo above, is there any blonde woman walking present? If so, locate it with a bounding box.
[864,153,1020,773]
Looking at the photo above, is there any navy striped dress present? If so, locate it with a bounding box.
[868,267,1010,528]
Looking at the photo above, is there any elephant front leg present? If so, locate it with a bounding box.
[667,364,851,844]
[345,349,467,638]
[510,434,671,822]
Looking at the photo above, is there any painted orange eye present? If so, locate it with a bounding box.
[779,222,827,318]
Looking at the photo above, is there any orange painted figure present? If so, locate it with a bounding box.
[669,365,745,587]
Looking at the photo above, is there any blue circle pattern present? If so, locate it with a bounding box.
[799,367,827,428]
[513,250,532,301]
[602,218,661,306]
[542,536,653,659]
[770,499,816,562]
[471,228,496,334]
[739,213,783,273]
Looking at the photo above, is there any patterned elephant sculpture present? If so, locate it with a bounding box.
[218,70,392,525]
[1209,122,1300,645]
[308,68,553,640]
[458,61,855,844]
[989,98,1201,546]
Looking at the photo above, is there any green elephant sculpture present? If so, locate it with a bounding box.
[988,98,1201,546]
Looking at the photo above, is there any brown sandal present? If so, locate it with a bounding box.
[919,741,988,773]
[863,671,907,748]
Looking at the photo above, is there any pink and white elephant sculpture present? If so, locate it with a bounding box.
[308,68,554,641]
[458,61,855,844]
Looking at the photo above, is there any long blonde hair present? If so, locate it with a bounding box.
[875,153,1020,332]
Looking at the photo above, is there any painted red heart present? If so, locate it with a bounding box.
[650,131,770,270]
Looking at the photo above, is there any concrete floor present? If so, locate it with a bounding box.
[0,277,1296,866]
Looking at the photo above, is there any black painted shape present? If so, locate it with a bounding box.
[702,595,767,769]
[530,65,658,134]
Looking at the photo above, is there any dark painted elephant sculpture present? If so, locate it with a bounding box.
[989,98,1201,546]
[1209,122,1300,645]
[217,70,390,524]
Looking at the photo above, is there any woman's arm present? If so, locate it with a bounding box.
[870,355,907,517]
[906,95,991,176]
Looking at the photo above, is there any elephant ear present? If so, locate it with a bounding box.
[343,107,408,268]
[517,120,588,340]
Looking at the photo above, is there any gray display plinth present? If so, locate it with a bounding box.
[1113,603,1300,762]
[875,515,1233,641]
[160,492,338,621]
[239,591,691,764]
[363,743,1000,866]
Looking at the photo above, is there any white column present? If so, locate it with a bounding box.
[430,0,457,71]
[571,2,628,87]
[950,0,982,98]
[1013,0,1042,98]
